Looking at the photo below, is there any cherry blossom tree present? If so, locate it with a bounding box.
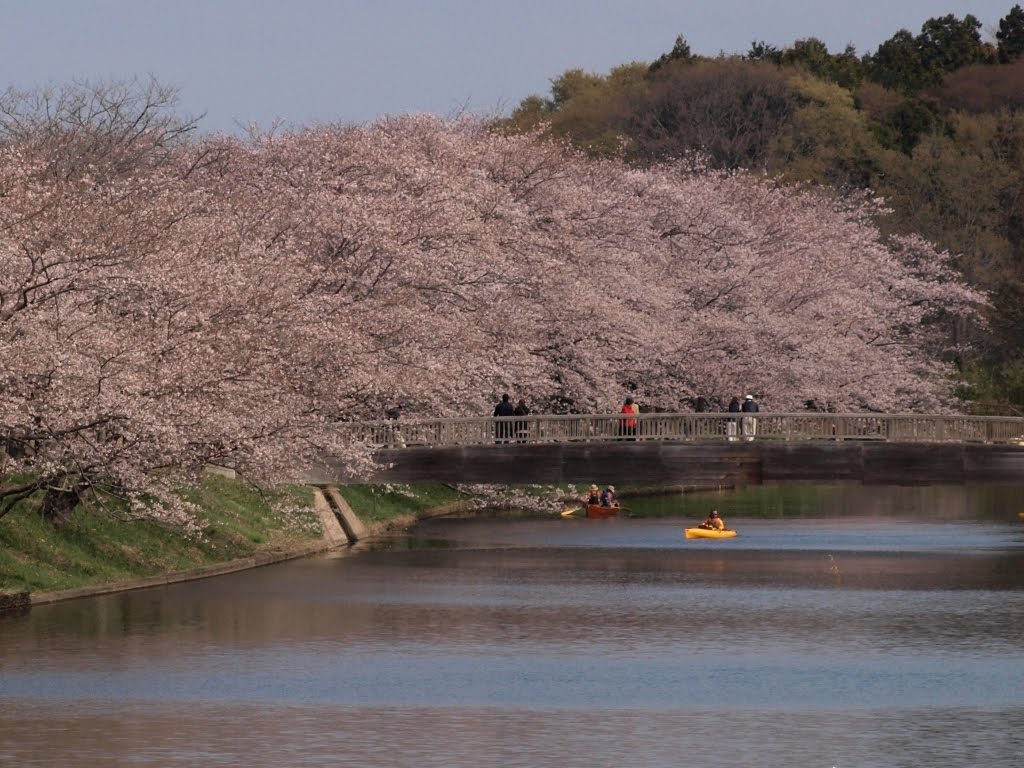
[0,89,986,524]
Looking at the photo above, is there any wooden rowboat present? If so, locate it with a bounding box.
[560,504,627,518]
[586,504,619,519]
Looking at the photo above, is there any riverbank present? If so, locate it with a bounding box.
[0,475,323,604]
[0,479,683,610]
[0,479,580,608]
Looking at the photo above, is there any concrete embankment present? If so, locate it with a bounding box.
[27,540,334,607]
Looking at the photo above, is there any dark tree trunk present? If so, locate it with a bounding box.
[40,484,83,526]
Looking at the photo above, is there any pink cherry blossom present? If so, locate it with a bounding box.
[0,98,986,523]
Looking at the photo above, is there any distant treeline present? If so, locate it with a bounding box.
[498,6,1024,411]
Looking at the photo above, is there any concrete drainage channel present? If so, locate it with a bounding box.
[312,485,369,544]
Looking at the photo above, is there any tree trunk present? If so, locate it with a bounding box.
[40,485,83,526]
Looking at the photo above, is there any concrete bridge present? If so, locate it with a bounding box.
[311,412,1024,487]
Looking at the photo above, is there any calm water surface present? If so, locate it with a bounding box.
[2,485,1024,767]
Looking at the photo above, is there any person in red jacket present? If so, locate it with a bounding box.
[620,396,639,439]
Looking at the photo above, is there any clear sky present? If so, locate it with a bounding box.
[0,1,1017,134]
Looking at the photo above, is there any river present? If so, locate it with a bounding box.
[2,485,1023,767]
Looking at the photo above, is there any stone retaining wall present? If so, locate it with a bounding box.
[0,591,31,614]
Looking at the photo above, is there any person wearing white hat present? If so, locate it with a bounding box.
[584,484,600,506]
[600,485,617,508]
[741,394,759,441]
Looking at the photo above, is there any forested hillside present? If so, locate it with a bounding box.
[499,6,1024,411]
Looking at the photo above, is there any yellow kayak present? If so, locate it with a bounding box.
[684,527,737,540]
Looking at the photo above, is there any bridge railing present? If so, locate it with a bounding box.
[341,413,1024,448]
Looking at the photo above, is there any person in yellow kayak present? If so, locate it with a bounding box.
[699,509,725,530]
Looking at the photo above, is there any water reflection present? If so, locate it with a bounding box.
[2,485,1023,768]
[624,483,1024,521]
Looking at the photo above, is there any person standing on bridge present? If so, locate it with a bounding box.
[493,393,516,442]
[620,396,639,439]
[385,405,406,448]
[513,398,530,443]
[741,394,759,441]
[727,396,741,441]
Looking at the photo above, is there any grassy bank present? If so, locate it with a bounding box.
[0,480,483,596]
[339,483,470,524]
[0,475,323,594]
[0,480,579,597]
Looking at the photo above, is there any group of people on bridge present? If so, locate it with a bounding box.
[727,395,760,441]
[492,393,532,442]
[491,393,760,442]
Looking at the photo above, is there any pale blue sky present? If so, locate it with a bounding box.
[0,1,1017,133]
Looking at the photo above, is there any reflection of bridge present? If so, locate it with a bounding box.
[313,413,1024,487]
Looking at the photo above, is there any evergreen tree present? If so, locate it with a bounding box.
[997,4,1024,63]
[746,40,782,64]
[917,13,989,75]
[866,14,989,92]
[866,29,927,91]
[648,35,694,73]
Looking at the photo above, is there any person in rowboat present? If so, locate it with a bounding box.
[600,485,617,507]
[584,484,600,506]
[699,509,725,530]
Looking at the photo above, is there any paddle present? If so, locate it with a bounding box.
[561,505,631,517]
